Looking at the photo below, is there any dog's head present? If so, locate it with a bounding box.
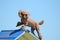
[18,10,30,19]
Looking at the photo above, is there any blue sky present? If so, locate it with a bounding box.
[0,0,60,40]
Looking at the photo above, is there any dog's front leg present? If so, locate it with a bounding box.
[24,21,28,26]
[20,26,26,30]
[16,22,23,27]
[22,22,28,30]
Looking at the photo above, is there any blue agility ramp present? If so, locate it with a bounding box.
[0,29,25,40]
[0,29,38,40]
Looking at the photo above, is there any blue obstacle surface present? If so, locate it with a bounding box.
[0,29,25,40]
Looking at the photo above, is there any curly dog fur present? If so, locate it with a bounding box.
[16,10,44,40]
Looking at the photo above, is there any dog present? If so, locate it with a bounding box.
[16,10,44,40]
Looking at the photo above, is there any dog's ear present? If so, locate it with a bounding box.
[18,10,23,17]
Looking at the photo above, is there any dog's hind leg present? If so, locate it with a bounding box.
[36,26,42,40]
[31,27,39,39]
[31,27,35,35]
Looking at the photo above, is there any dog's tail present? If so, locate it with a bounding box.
[39,20,44,25]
